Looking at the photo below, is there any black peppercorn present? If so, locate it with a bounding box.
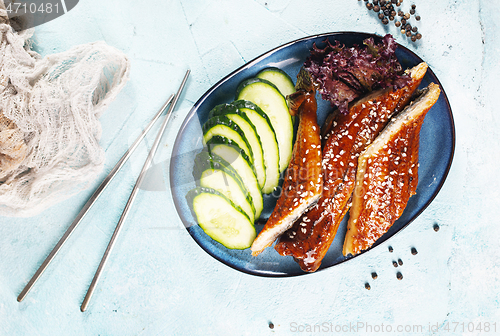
[391,0,397,3]
[384,9,390,16]
[416,32,422,39]
[398,258,403,266]
[395,21,401,27]
[415,15,421,21]
[411,35,417,42]
[411,247,418,255]
[380,0,386,5]
[434,224,440,232]
[405,23,411,30]
[412,26,418,32]
[398,10,404,17]
[374,5,380,12]
[389,15,394,21]
[366,3,374,9]
[396,272,403,280]
[393,260,398,267]
[410,8,415,15]
[382,17,389,24]
[411,4,416,9]
[371,272,378,279]
[373,0,379,4]
[388,246,393,252]
[365,282,371,290]
[401,18,406,25]
[269,322,274,329]
[378,13,385,20]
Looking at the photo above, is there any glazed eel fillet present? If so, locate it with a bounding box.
[274,63,428,272]
[251,69,323,256]
[343,82,441,256]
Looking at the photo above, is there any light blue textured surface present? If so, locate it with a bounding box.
[1,1,499,335]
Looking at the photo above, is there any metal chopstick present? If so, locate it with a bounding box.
[80,69,190,312]
[17,94,175,303]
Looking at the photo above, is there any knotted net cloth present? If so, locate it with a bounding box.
[0,2,130,216]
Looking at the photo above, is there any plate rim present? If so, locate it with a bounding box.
[170,31,456,277]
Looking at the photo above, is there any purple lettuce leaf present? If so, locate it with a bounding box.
[304,34,411,114]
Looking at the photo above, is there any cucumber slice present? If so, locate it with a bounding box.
[206,136,263,219]
[186,187,256,249]
[209,104,266,190]
[193,151,255,222]
[236,78,293,172]
[202,115,253,164]
[215,100,280,194]
[256,67,296,98]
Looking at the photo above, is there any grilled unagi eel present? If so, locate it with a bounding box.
[251,69,323,256]
[343,83,441,256]
[275,63,428,272]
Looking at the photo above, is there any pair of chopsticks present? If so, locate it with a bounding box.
[17,70,190,312]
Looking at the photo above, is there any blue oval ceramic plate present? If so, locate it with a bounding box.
[170,32,455,277]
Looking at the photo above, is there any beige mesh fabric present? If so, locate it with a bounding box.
[0,1,130,217]
[0,113,27,179]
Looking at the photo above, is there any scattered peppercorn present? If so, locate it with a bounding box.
[396,272,403,280]
[360,0,421,42]
[411,247,418,255]
[393,260,398,267]
[269,322,274,329]
[365,282,371,290]
[388,246,393,252]
[398,258,403,266]
[371,272,378,279]
[415,15,421,21]
[416,33,422,39]
[434,224,440,232]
